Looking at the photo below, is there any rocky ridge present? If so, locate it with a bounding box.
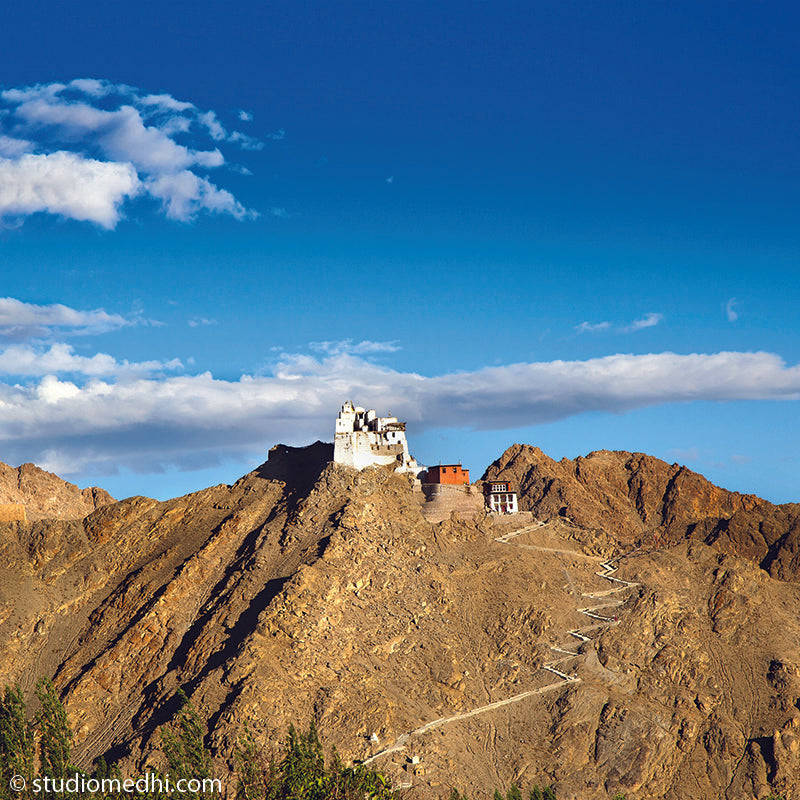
[0,443,799,799]
[485,444,800,581]
[0,460,114,522]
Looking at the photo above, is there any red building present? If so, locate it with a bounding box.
[425,464,470,485]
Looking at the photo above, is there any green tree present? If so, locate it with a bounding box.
[246,722,398,800]
[0,685,34,800]
[34,679,74,782]
[160,690,214,798]
[277,722,326,800]
[235,726,271,800]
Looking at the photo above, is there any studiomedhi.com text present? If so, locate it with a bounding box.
[10,773,223,795]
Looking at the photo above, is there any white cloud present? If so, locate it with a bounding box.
[0,135,33,157]
[227,131,265,151]
[0,80,264,226]
[309,340,402,356]
[726,298,739,322]
[198,110,226,141]
[575,313,663,335]
[11,98,222,173]
[36,374,82,403]
[0,343,182,377]
[65,78,108,97]
[0,152,140,228]
[0,348,798,476]
[145,170,251,221]
[238,110,253,122]
[574,320,611,334]
[138,93,195,113]
[624,312,663,332]
[0,297,136,341]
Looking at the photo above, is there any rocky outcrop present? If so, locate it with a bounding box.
[0,461,114,521]
[483,444,800,580]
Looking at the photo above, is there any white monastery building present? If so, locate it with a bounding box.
[483,480,519,514]
[333,401,423,475]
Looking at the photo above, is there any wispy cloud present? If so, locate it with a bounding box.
[309,339,402,355]
[0,344,798,475]
[188,318,218,328]
[0,297,135,341]
[726,298,739,322]
[666,446,700,463]
[623,312,663,332]
[0,343,182,377]
[574,321,611,334]
[0,135,34,157]
[0,79,264,227]
[575,313,663,335]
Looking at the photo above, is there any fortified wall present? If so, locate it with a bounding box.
[420,482,484,523]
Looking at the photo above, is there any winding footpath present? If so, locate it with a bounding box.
[363,521,640,766]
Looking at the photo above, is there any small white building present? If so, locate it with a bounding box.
[484,480,519,514]
[333,401,423,475]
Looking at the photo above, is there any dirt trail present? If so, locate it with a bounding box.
[363,521,639,765]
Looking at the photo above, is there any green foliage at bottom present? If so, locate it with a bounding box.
[235,720,399,800]
[0,680,401,800]
[0,685,34,800]
[8,680,795,800]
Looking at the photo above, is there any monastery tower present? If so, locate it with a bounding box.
[333,401,423,475]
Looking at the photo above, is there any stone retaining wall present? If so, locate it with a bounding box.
[421,483,485,522]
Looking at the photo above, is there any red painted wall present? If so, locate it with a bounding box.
[426,465,470,485]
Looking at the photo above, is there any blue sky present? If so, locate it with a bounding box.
[0,1,799,503]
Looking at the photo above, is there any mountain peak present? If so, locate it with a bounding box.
[0,460,114,521]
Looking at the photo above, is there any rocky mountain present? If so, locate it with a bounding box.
[0,460,114,522]
[1,443,799,800]
[485,444,800,581]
